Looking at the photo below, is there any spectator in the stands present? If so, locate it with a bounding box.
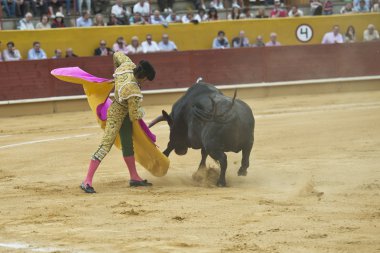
[126,36,143,54]
[344,25,356,43]
[241,7,254,19]
[3,41,22,61]
[15,0,30,18]
[266,32,281,46]
[321,25,343,44]
[51,11,65,28]
[371,0,379,11]
[76,10,92,27]
[252,35,265,47]
[193,8,208,22]
[2,0,16,17]
[353,0,369,12]
[133,0,150,17]
[113,36,129,55]
[130,11,146,24]
[212,30,230,49]
[166,11,181,23]
[93,0,108,15]
[36,14,51,29]
[210,0,224,9]
[310,0,323,15]
[48,0,63,16]
[65,48,78,57]
[270,0,287,17]
[227,6,242,19]
[30,0,48,17]
[158,33,178,51]
[363,24,380,41]
[111,0,130,25]
[288,5,303,16]
[107,13,123,26]
[371,0,380,12]
[18,12,35,30]
[52,48,62,58]
[150,9,166,24]
[141,34,160,53]
[340,2,353,14]
[28,41,47,60]
[322,0,333,14]
[93,13,106,26]
[77,0,91,14]
[94,40,113,56]
[181,10,194,23]
[157,0,174,13]
[256,7,268,18]
[208,7,218,20]
[231,30,250,48]
[353,0,370,10]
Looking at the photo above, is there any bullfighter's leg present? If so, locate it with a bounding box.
[238,141,253,176]
[209,150,227,187]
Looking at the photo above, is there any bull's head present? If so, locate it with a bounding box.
[149,110,188,156]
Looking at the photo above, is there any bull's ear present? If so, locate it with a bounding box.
[162,110,173,127]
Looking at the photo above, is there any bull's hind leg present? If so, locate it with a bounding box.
[238,141,253,176]
[209,151,227,187]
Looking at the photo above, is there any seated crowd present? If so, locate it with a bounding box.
[1,22,378,61]
[1,0,379,31]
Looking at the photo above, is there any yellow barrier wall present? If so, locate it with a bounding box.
[0,13,379,58]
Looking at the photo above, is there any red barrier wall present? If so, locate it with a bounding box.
[0,42,379,101]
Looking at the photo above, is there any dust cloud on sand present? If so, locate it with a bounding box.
[0,91,380,253]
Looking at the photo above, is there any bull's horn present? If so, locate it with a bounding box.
[148,115,165,128]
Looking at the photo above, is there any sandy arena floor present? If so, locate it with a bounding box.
[0,89,380,253]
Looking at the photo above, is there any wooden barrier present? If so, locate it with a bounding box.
[0,41,380,101]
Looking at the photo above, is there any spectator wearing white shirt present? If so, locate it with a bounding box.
[76,11,93,27]
[321,25,344,44]
[19,12,35,30]
[165,11,181,23]
[133,0,151,17]
[3,41,22,61]
[158,34,178,52]
[150,10,166,24]
[181,11,194,23]
[288,6,304,16]
[265,32,282,46]
[126,36,143,54]
[363,24,380,42]
[193,8,208,22]
[28,41,47,60]
[112,0,130,24]
[141,34,160,53]
[210,0,224,10]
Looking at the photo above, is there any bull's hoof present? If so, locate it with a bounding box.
[238,168,247,176]
[216,180,226,187]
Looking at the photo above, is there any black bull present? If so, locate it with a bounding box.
[149,82,255,186]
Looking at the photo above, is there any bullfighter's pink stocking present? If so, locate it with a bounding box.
[83,159,101,186]
[123,156,143,181]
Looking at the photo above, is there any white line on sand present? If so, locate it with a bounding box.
[0,134,93,150]
[0,242,88,253]
[0,135,12,138]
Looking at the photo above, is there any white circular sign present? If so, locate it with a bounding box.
[296,24,313,43]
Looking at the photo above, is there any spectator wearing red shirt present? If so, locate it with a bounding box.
[270,0,287,17]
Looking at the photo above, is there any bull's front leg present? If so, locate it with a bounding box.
[209,150,227,187]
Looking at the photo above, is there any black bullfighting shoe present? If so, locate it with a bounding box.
[129,179,153,187]
[80,182,96,193]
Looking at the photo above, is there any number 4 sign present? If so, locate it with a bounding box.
[296,24,313,43]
